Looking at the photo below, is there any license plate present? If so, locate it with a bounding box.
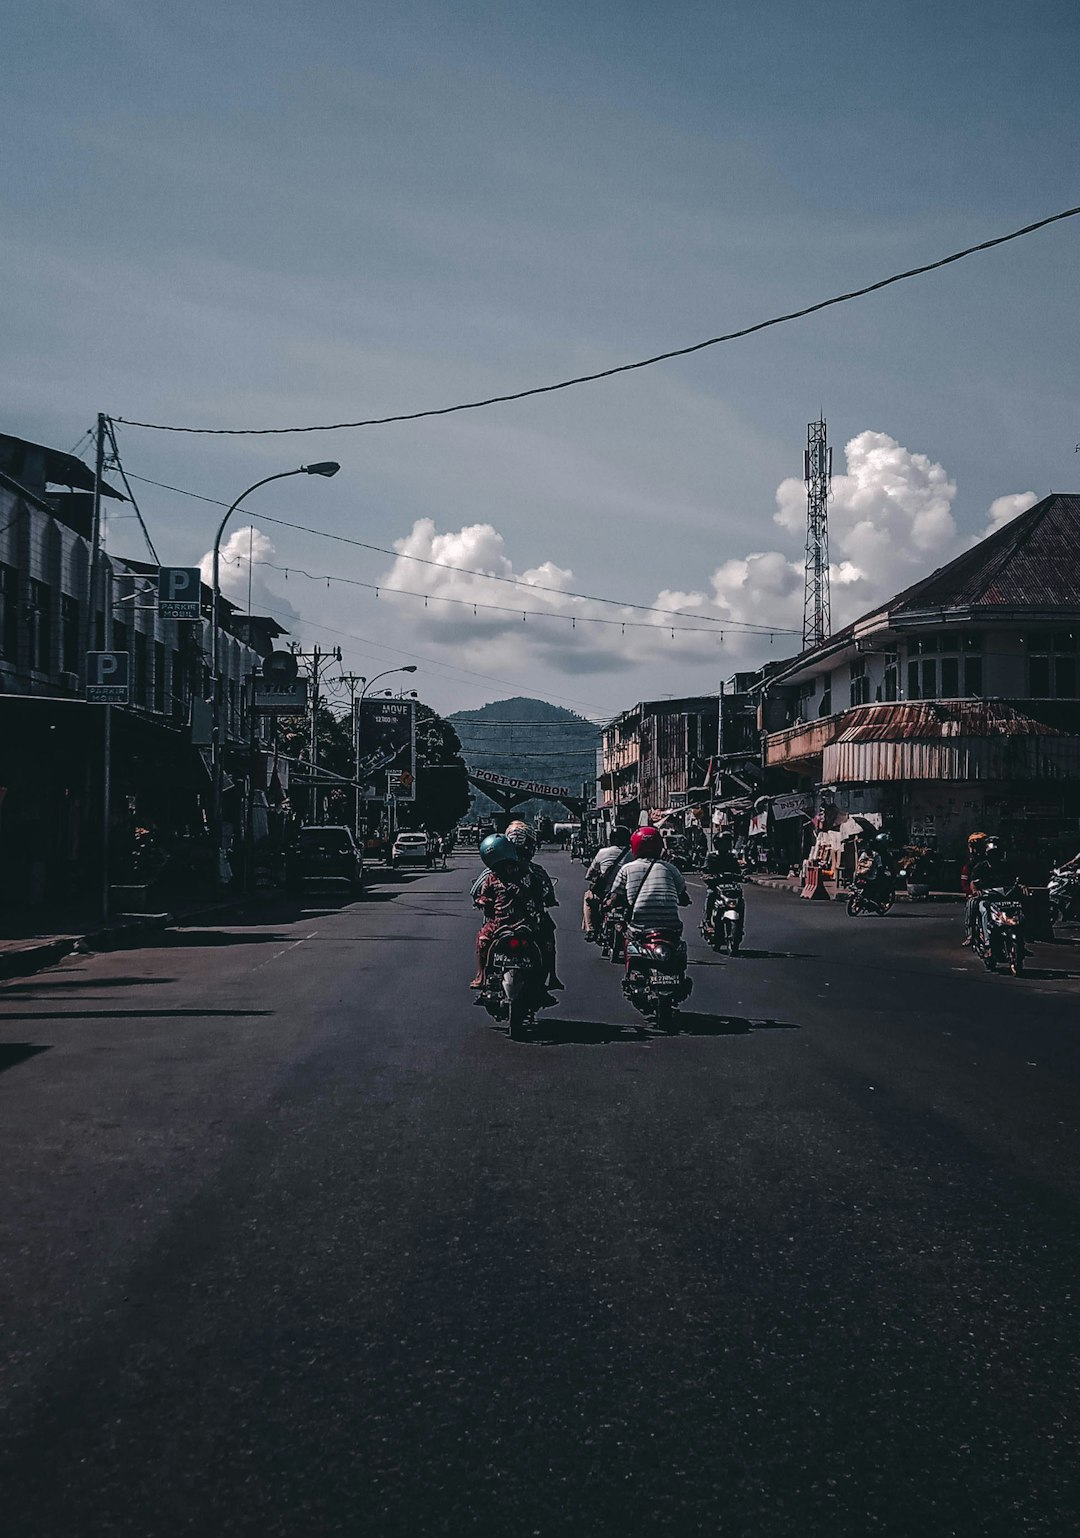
[652,976,679,990]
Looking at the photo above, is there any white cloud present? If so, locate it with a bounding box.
[976,491,1038,542]
[366,431,1039,677]
[199,525,301,629]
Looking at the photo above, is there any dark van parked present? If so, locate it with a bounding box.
[288,825,364,896]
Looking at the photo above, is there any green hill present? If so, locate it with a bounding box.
[448,697,600,822]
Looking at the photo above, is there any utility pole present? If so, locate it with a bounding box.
[292,644,341,822]
[802,417,832,651]
[89,413,112,921]
[338,673,366,840]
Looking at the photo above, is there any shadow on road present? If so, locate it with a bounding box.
[507,1010,800,1045]
[0,1008,272,1022]
[154,931,294,948]
[0,976,174,996]
[0,1043,50,1074]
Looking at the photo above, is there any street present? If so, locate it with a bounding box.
[2,851,1080,1537]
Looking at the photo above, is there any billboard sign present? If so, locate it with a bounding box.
[356,697,416,800]
[253,679,308,715]
[86,651,130,703]
[157,567,202,620]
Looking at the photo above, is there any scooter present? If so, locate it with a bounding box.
[1048,867,1080,927]
[972,887,1027,976]
[700,884,745,954]
[477,922,553,1037]
[621,927,693,1029]
[601,906,627,964]
[846,873,895,916]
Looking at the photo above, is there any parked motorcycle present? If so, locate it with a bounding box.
[477,922,552,1037]
[973,887,1027,976]
[846,873,895,916]
[621,927,693,1029]
[1048,866,1080,927]
[700,884,745,954]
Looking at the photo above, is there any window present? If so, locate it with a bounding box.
[880,653,898,702]
[941,656,959,696]
[907,656,937,700]
[133,630,148,706]
[818,672,832,717]
[27,580,51,673]
[963,656,983,697]
[849,659,869,707]
[61,595,80,674]
[154,641,167,714]
[1026,632,1078,698]
[0,564,17,661]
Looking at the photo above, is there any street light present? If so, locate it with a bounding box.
[210,462,340,882]
[354,667,418,846]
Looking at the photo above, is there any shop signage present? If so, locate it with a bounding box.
[86,651,130,703]
[157,567,202,620]
[254,679,308,714]
[772,792,815,822]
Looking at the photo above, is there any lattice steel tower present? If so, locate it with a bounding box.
[802,417,832,650]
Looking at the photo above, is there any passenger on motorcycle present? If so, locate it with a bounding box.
[702,836,742,931]
[607,827,691,937]
[470,834,549,998]
[582,826,633,940]
[504,822,563,992]
[965,837,1021,949]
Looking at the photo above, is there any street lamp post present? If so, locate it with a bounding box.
[210,461,339,883]
[353,666,417,852]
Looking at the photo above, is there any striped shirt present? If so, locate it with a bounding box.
[586,844,630,891]
[609,857,689,932]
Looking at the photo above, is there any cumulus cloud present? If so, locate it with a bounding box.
[976,491,1038,542]
[370,432,1039,676]
[199,525,301,629]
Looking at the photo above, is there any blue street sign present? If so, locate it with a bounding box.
[158,566,202,620]
[86,651,130,703]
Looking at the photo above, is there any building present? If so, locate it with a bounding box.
[599,695,720,828]
[759,493,1080,864]
[0,431,283,912]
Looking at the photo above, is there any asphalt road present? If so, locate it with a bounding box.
[2,852,1079,1537]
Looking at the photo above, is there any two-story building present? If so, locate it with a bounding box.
[599,694,720,830]
[0,431,284,912]
[759,493,1080,863]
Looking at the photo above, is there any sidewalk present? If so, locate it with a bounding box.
[0,895,261,982]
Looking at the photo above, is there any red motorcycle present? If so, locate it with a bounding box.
[621,927,693,1029]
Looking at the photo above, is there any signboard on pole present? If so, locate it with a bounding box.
[356,697,416,800]
[469,767,571,799]
[253,679,308,715]
[86,651,130,703]
[157,567,202,620]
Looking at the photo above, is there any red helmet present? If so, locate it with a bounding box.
[631,826,663,859]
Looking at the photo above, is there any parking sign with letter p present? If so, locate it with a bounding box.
[158,567,202,620]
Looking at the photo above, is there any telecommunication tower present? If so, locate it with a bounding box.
[802,417,832,650]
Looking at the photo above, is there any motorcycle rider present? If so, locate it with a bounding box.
[582,825,633,940]
[966,836,1021,950]
[702,834,743,934]
[854,832,894,906]
[470,833,552,1001]
[607,826,691,938]
[504,821,563,992]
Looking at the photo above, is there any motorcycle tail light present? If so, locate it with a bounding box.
[507,937,522,950]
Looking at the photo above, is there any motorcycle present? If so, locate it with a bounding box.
[621,927,693,1029]
[846,872,895,916]
[600,905,627,964]
[972,887,1027,976]
[700,883,745,954]
[477,922,552,1037]
[1048,866,1080,927]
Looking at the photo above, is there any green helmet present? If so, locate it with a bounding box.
[479,833,520,873]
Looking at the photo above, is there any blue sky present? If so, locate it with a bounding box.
[3,0,1078,716]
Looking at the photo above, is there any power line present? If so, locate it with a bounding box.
[118,468,798,634]
[219,551,743,636]
[111,204,1080,436]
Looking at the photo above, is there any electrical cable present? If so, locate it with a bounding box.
[218,551,740,636]
[104,420,160,564]
[111,204,1080,435]
[118,469,799,634]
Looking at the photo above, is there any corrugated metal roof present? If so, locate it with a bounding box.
[873,494,1080,615]
[835,701,1068,743]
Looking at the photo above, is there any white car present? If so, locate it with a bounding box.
[389,832,432,868]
